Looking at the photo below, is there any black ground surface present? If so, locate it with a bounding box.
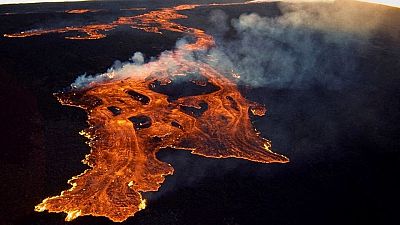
[0,1,399,225]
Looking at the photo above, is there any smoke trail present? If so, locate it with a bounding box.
[248,0,400,8]
[71,49,188,89]
[72,1,388,91]
[207,0,386,89]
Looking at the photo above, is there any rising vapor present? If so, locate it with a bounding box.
[247,0,400,8]
[206,0,389,89]
[71,0,392,91]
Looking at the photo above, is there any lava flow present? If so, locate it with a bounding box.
[3,4,204,40]
[65,9,102,14]
[11,4,290,222]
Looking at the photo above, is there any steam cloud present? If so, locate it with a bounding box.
[72,0,385,91]
[207,0,384,89]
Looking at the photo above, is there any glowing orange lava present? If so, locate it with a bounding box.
[9,3,289,222]
[65,9,102,14]
[3,4,205,40]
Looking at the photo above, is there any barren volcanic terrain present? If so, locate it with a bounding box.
[0,1,399,225]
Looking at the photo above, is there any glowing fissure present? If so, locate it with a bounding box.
[7,3,289,222]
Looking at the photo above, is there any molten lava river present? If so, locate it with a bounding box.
[6,3,289,222]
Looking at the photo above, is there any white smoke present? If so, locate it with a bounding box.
[207,0,386,89]
[130,52,145,65]
[69,38,203,89]
[248,0,400,7]
[70,0,387,90]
